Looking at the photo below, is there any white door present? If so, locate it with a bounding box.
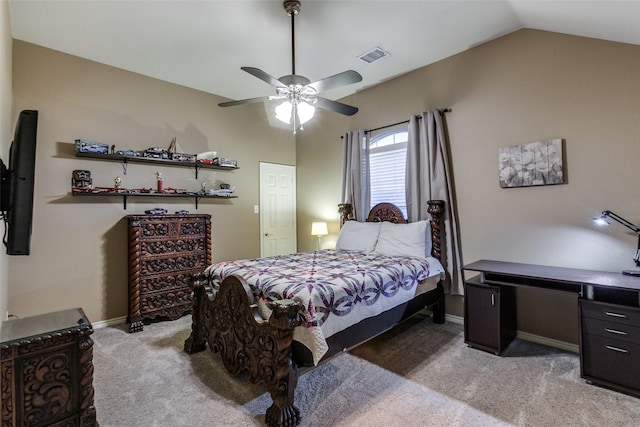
[260,162,296,257]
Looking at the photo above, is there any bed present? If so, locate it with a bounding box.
[184,200,446,427]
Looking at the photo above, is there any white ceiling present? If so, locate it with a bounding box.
[8,1,640,103]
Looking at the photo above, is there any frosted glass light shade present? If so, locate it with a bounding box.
[275,100,315,125]
[275,101,293,124]
[297,101,315,124]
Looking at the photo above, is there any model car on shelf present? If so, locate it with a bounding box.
[170,153,196,162]
[145,208,168,215]
[75,139,109,154]
[115,150,141,157]
[143,147,170,159]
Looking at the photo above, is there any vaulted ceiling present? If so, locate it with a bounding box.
[9,1,640,103]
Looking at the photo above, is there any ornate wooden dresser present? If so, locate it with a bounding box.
[127,214,211,333]
[1,308,98,426]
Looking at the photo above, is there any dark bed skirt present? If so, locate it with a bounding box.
[292,284,444,366]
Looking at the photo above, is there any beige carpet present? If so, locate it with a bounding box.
[92,313,640,426]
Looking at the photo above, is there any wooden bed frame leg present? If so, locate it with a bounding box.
[265,361,300,427]
[184,282,208,354]
[431,281,445,325]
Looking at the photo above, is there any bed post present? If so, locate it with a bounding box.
[427,200,446,324]
[338,203,353,225]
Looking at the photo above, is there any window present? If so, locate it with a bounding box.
[369,129,408,216]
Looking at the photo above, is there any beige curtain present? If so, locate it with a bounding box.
[340,130,370,222]
[406,110,464,295]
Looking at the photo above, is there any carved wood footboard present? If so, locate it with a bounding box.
[184,275,303,427]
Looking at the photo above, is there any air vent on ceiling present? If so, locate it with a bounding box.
[358,47,390,64]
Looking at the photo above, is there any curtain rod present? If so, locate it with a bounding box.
[340,108,451,138]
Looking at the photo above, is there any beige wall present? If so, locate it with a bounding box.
[9,41,295,322]
[9,29,640,345]
[296,29,640,345]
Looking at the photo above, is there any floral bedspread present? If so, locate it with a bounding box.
[205,249,443,341]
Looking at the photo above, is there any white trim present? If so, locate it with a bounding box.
[92,315,126,329]
[445,313,464,324]
[516,330,579,354]
[92,312,579,354]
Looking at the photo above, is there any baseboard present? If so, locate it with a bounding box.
[445,313,464,324]
[444,313,578,354]
[92,315,127,329]
[94,312,579,354]
[516,330,579,353]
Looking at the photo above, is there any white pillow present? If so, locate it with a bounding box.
[374,220,432,258]
[335,221,381,252]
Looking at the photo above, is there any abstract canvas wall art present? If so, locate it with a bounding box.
[499,138,564,188]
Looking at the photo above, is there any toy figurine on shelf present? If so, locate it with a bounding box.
[156,172,163,193]
[114,176,122,189]
[72,170,92,189]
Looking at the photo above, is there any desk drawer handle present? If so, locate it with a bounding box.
[605,345,629,354]
[605,311,627,319]
[605,328,628,336]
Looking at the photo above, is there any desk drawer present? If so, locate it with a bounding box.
[580,299,640,326]
[582,333,640,391]
[582,317,640,345]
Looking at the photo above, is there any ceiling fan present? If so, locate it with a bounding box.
[218,0,362,131]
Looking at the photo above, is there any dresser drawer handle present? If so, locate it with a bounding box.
[605,345,629,353]
[605,311,627,319]
[605,328,628,336]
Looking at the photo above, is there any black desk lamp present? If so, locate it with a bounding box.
[593,210,640,276]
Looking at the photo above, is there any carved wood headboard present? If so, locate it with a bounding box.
[338,200,445,261]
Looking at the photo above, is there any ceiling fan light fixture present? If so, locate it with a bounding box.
[219,0,361,129]
[297,101,315,124]
[275,100,293,124]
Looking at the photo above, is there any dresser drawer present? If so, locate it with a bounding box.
[581,333,640,391]
[580,299,640,326]
[140,288,192,318]
[582,317,640,345]
[140,273,194,293]
[140,253,207,275]
[140,237,205,256]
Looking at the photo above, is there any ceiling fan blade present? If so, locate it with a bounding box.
[306,70,363,93]
[241,67,287,88]
[315,97,359,116]
[218,96,269,108]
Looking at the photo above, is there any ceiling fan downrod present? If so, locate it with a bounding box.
[283,0,301,76]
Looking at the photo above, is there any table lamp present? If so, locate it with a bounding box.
[593,210,640,275]
[311,221,328,250]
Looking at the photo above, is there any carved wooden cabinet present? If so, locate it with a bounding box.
[127,214,211,333]
[0,308,98,426]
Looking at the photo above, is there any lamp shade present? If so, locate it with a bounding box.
[311,221,328,236]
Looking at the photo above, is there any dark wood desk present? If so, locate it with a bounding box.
[463,260,640,398]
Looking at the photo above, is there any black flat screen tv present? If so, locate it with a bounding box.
[1,110,38,255]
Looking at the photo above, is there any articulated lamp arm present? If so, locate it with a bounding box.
[594,210,640,266]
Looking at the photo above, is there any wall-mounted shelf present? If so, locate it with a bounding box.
[75,151,238,178]
[72,191,236,209]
